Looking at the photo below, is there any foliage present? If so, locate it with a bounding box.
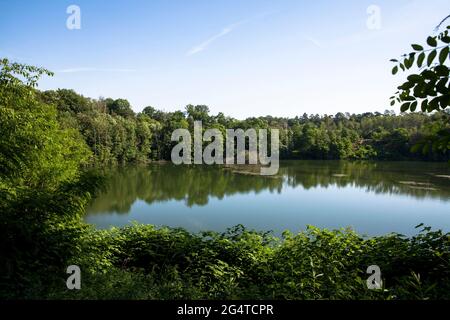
[7,223,449,300]
[37,88,450,163]
[1,60,450,300]
[0,59,90,190]
[390,21,450,153]
[0,59,105,298]
[106,98,135,118]
[38,92,158,164]
[0,170,104,298]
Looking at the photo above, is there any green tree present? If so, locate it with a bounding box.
[185,104,211,125]
[107,98,135,118]
[40,89,93,114]
[0,58,90,190]
[0,59,101,297]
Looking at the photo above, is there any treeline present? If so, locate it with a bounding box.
[38,89,450,164]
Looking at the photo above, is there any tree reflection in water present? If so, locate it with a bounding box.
[87,161,450,215]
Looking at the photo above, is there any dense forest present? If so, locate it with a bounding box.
[38,88,450,164]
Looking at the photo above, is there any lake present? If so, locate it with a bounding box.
[85,161,450,236]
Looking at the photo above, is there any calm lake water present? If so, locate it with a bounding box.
[85,161,450,236]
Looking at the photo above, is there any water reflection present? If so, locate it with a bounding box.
[87,161,450,215]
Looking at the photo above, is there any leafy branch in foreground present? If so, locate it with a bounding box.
[390,26,450,112]
[0,58,53,86]
[390,21,450,154]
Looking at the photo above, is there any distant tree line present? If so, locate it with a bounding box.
[38,89,450,164]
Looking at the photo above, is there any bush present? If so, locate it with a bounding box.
[13,223,446,300]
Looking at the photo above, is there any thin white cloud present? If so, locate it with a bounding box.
[57,67,136,73]
[186,11,279,56]
[303,36,325,49]
[187,20,245,56]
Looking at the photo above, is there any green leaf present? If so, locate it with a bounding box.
[410,101,418,111]
[413,82,426,98]
[404,53,415,69]
[435,64,449,77]
[392,65,398,75]
[421,99,428,112]
[427,36,437,47]
[442,36,450,44]
[427,50,437,66]
[436,78,447,94]
[404,58,411,69]
[425,79,438,96]
[398,81,414,90]
[412,44,423,51]
[417,52,425,67]
[428,96,440,111]
[400,102,410,112]
[439,46,449,64]
[407,74,422,83]
[422,69,437,80]
[390,59,398,62]
[440,94,450,109]
[390,100,395,106]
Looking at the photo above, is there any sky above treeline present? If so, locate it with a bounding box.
[1,0,448,119]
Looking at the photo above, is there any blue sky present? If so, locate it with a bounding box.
[0,0,448,118]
